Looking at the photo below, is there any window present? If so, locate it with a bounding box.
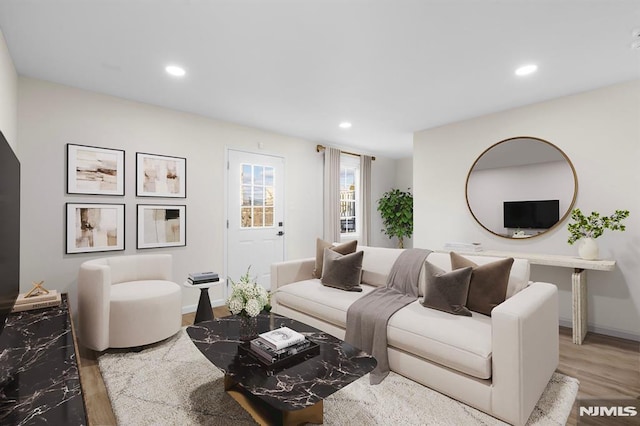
[240,163,275,228]
[340,154,360,236]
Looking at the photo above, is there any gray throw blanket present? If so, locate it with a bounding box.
[345,248,432,384]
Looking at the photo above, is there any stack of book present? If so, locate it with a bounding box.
[11,290,62,313]
[247,326,319,366]
[443,242,484,253]
[188,271,219,285]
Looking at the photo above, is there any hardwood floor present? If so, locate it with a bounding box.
[557,328,640,425]
[78,309,639,426]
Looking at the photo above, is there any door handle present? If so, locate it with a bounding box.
[277,231,285,236]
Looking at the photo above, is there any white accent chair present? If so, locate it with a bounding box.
[78,254,182,351]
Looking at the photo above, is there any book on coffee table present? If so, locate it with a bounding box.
[250,338,313,363]
[241,339,320,369]
[258,326,305,350]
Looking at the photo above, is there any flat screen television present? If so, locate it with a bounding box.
[0,131,20,334]
[503,199,559,229]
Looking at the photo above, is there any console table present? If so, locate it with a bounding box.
[460,250,615,345]
[0,294,88,425]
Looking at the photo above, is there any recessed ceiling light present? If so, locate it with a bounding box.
[339,122,352,129]
[165,65,186,77]
[515,64,538,76]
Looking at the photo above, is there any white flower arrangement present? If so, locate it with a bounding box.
[226,267,270,317]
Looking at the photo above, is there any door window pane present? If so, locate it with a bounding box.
[241,207,252,227]
[253,187,264,206]
[265,187,274,206]
[265,167,274,186]
[254,166,264,185]
[264,207,274,226]
[242,186,251,206]
[242,164,252,185]
[240,162,276,228]
[253,208,264,227]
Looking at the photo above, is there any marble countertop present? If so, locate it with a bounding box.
[0,294,87,425]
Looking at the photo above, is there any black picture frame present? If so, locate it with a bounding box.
[136,152,186,198]
[67,144,125,196]
[65,203,125,254]
[136,204,186,249]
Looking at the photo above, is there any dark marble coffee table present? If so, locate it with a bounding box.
[187,312,376,425]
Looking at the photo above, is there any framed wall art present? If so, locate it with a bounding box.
[137,204,186,249]
[136,152,186,198]
[66,203,125,254]
[67,144,125,195]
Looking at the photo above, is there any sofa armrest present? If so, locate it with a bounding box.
[270,257,315,291]
[491,282,559,426]
[78,263,112,351]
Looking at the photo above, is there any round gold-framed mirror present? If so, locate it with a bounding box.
[465,136,578,239]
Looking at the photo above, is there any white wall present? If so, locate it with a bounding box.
[17,77,401,314]
[394,157,414,248]
[370,156,397,248]
[414,80,640,340]
[18,77,327,312]
[0,29,17,152]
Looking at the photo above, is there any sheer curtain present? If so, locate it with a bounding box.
[360,155,372,246]
[323,147,341,243]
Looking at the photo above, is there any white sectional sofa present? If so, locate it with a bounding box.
[271,246,559,426]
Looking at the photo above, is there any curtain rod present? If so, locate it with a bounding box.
[316,144,376,161]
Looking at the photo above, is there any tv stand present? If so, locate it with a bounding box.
[0,294,87,424]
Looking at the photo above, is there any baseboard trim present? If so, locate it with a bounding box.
[181,300,226,315]
[182,304,197,314]
[559,318,640,342]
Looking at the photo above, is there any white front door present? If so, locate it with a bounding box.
[227,149,285,291]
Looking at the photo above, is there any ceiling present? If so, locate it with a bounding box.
[0,1,638,159]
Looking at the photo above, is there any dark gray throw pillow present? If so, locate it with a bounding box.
[421,261,473,316]
[313,238,358,278]
[450,252,514,316]
[321,248,364,292]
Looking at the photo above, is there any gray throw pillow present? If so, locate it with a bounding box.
[313,238,358,278]
[421,261,473,316]
[450,252,514,316]
[321,248,364,292]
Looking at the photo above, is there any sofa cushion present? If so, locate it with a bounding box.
[275,279,492,379]
[426,252,529,299]
[451,252,514,316]
[313,239,358,278]
[387,301,493,379]
[422,262,472,316]
[359,246,403,287]
[321,249,364,292]
[274,279,377,328]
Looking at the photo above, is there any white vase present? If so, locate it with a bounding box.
[578,237,599,260]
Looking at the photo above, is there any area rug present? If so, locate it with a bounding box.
[98,329,578,425]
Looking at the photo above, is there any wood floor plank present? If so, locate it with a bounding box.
[77,310,639,426]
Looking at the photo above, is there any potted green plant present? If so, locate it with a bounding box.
[567,208,629,260]
[377,188,413,248]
